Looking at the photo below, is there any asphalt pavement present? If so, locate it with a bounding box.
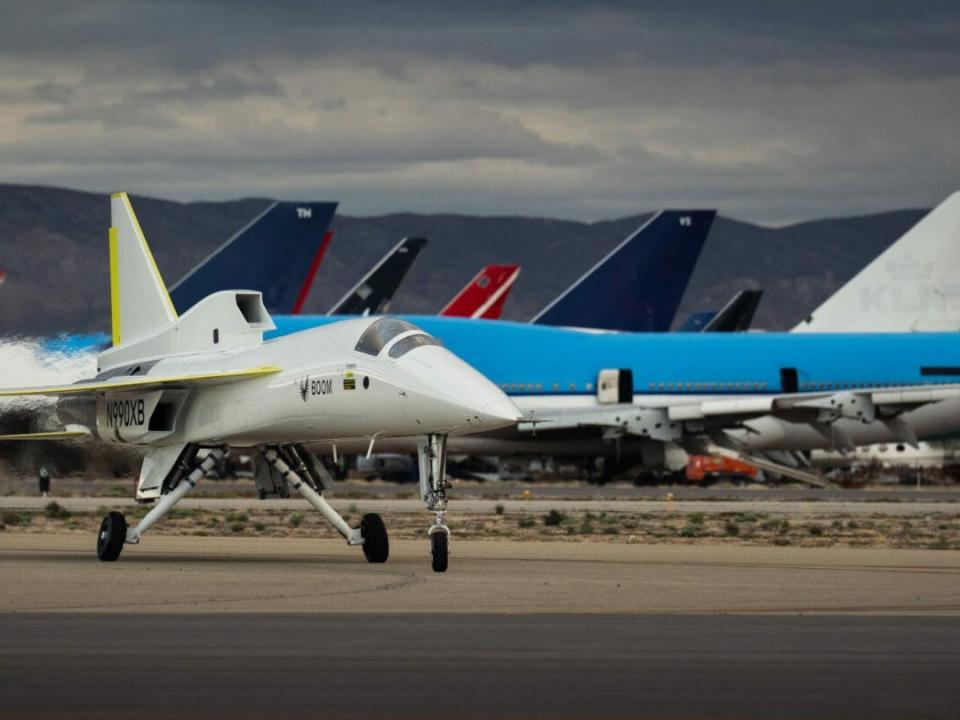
[0,613,956,719]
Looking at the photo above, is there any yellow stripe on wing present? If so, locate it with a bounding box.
[0,431,91,442]
[0,366,282,397]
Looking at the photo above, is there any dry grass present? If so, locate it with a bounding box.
[2,506,959,549]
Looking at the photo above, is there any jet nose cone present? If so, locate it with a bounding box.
[477,398,523,428]
[392,343,522,434]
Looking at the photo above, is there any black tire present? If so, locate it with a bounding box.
[361,513,389,563]
[97,511,127,562]
[430,531,448,573]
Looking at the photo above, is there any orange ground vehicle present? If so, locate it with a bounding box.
[685,455,760,484]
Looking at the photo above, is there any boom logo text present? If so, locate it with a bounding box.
[298,377,333,402]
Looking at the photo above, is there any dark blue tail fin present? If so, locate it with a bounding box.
[168,201,337,315]
[328,237,427,315]
[678,311,717,332]
[531,210,715,332]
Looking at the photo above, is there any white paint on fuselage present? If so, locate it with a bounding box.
[77,317,520,447]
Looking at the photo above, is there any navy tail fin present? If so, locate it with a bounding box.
[701,289,763,332]
[328,237,427,315]
[677,311,717,332]
[168,201,337,315]
[531,210,715,332]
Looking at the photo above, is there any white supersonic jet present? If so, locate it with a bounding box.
[0,193,521,572]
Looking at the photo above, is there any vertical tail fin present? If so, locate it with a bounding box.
[701,289,763,332]
[794,192,960,332]
[678,289,763,332]
[531,210,715,332]
[677,311,716,332]
[440,264,520,319]
[328,237,428,315]
[109,192,178,347]
[168,201,338,315]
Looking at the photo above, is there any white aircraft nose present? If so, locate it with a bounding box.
[476,398,524,427]
[438,366,522,433]
[393,345,521,433]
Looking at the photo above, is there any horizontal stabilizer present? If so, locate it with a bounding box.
[0,366,280,398]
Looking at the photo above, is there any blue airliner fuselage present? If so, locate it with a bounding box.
[269,315,960,396]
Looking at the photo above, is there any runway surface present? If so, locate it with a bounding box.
[1,535,958,718]
[2,535,960,614]
[1,613,957,719]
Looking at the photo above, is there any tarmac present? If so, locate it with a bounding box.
[0,534,959,718]
[1,534,959,614]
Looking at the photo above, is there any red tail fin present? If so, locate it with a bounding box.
[440,265,520,319]
[291,230,333,315]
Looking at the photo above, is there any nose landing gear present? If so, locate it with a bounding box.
[429,527,449,572]
[419,433,450,572]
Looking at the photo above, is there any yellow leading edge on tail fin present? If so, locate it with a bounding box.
[108,192,178,348]
[109,225,121,345]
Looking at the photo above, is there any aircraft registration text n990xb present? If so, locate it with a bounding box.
[105,398,145,428]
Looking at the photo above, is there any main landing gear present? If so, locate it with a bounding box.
[419,433,450,572]
[96,446,228,561]
[96,444,390,564]
[262,445,389,563]
[95,439,450,572]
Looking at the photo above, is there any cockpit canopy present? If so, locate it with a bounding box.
[355,317,441,359]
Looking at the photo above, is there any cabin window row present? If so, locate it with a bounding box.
[648,381,769,392]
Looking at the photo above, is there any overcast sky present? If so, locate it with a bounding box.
[1,1,958,223]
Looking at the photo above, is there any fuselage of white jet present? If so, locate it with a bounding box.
[55,312,518,449]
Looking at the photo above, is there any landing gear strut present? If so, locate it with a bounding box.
[96,446,228,561]
[418,433,450,572]
[261,445,388,562]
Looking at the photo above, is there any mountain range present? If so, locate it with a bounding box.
[0,183,928,336]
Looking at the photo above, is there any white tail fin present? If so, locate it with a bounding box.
[794,192,960,332]
[109,192,178,346]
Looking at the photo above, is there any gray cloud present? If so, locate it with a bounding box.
[0,1,957,223]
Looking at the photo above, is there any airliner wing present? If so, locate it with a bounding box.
[670,384,960,424]
[0,366,281,397]
[519,383,960,448]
